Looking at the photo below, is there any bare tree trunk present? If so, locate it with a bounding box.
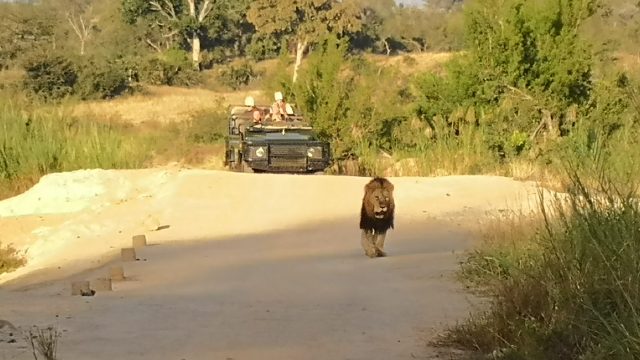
[185,0,212,70]
[293,39,307,83]
[185,0,199,68]
[192,34,201,69]
[383,38,391,56]
[67,13,92,56]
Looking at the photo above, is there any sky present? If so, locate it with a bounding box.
[396,0,424,6]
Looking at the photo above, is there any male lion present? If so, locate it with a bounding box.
[359,177,395,258]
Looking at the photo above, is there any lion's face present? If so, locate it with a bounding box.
[364,178,395,220]
[369,188,392,218]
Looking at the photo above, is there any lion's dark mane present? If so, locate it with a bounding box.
[359,177,395,233]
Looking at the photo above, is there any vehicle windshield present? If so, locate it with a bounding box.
[229,104,313,130]
[244,128,318,141]
[250,117,312,130]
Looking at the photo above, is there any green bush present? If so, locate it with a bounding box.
[216,60,259,90]
[291,35,410,160]
[246,34,280,61]
[186,108,228,144]
[22,53,77,101]
[413,0,597,161]
[199,49,227,69]
[75,58,129,100]
[137,50,201,86]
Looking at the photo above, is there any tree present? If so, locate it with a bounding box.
[414,0,598,156]
[201,0,256,60]
[247,0,364,83]
[0,3,56,68]
[351,0,396,54]
[351,0,464,55]
[121,0,221,68]
[66,5,98,56]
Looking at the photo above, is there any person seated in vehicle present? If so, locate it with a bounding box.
[270,91,294,122]
[244,96,263,124]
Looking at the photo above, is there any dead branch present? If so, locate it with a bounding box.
[163,29,180,38]
[504,84,535,101]
[529,117,546,143]
[150,1,178,21]
[197,0,213,22]
[145,38,162,52]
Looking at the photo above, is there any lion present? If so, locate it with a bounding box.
[359,177,395,258]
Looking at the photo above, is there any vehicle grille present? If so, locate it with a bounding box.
[268,145,307,170]
[269,157,307,169]
[269,145,307,157]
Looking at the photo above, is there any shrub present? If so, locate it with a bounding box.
[199,49,227,69]
[25,326,61,360]
[246,35,280,61]
[215,60,259,90]
[137,50,201,86]
[186,108,228,144]
[444,169,640,359]
[291,35,410,160]
[413,0,598,161]
[22,53,77,101]
[0,242,25,275]
[75,58,129,100]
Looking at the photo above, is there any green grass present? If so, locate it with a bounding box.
[0,92,231,200]
[326,120,504,177]
[0,99,152,199]
[440,170,640,359]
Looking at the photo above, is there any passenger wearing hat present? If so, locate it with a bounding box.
[271,91,294,121]
[244,96,262,124]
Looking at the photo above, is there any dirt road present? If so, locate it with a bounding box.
[0,169,545,359]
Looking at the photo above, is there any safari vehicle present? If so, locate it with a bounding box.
[224,104,332,174]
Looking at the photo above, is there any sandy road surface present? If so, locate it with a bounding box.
[0,169,546,359]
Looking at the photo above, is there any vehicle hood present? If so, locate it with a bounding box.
[245,131,320,142]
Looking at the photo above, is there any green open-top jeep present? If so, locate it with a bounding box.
[224,104,332,174]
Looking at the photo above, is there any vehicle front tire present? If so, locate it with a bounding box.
[241,161,254,173]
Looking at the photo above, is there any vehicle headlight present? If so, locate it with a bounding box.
[249,146,267,159]
[307,146,323,159]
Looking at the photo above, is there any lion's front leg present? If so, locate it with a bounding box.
[374,232,387,257]
[361,229,377,258]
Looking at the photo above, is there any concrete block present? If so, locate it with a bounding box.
[121,247,137,261]
[109,265,125,281]
[91,278,112,292]
[71,281,92,296]
[132,234,147,248]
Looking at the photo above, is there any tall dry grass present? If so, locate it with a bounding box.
[440,170,640,359]
[0,242,25,275]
